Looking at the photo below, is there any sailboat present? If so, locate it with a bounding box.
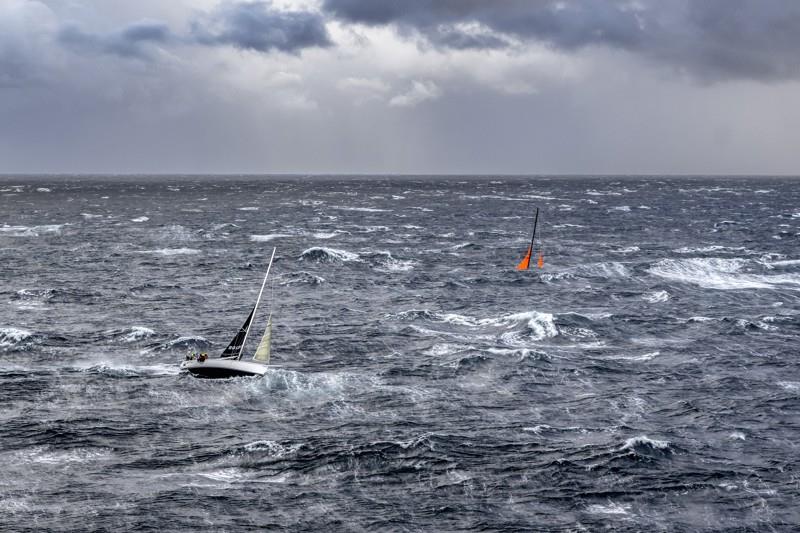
[180,247,277,378]
[516,207,544,270]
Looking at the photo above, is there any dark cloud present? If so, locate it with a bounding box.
[59,20,171,59]
[191,2,332,54]
[322,0,800,81]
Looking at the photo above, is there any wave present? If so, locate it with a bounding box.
[0,224,64,237]
[674,245,747,254]
[331,206,390,212]
[586,502,631,516]
[131,216,149,223]
[250,234,291,242]
[311,230,350,239]
[299,247,359,263]
[258,368,380,397]
[122,326,157,343]
[650,258,800,290]
[643,290,670,303]
[74,362,181,377]
[136,248,200,256]
[278,272,325,285]
[154,224,197,242]
[241,440,302,458]
[151,335,211,352]
[12,288,100,304]
[619,435,673,455]
[608,351,660,362]
[612,246,640,254]
[13,445,112,466]
[362,251,415,272]
[395,309,558,344]
[0,327,34,349]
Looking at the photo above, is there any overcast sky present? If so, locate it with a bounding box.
[2,0,799,174]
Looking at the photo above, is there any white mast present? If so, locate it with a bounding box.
[237,247,276,360]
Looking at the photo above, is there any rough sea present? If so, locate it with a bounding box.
[1,176,798,531]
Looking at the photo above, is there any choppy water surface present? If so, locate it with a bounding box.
[1,176,799,531]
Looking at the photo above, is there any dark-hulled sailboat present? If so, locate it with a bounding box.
[180,248,276,378]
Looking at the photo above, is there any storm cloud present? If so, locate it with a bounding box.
[59,21,172,59]
[322,0,800,81]
[191,2,332,54]
[2,0,800,174]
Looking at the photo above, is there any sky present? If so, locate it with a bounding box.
[1,0,800,175]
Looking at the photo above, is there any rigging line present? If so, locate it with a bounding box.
[238,247,276,360]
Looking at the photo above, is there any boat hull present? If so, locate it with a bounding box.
[180,358,269,378]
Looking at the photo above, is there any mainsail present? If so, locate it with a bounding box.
[219,307,255,358]
[252,314,272,363]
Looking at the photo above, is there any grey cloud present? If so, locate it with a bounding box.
[322,0,800,81]
[191,2,332,54]
[59,20,171,59]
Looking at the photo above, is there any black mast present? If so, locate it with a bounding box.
[528,208,539,252]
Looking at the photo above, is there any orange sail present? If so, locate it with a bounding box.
[537,252,544,268]
[516,207,539,271]
[516,248,532,270]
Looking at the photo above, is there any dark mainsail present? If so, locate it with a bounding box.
[219,307,255,358]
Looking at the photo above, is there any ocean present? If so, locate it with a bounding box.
[1,175,798,531]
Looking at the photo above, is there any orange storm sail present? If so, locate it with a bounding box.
[516,207,539,270]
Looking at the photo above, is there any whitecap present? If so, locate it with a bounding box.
[331,206,390,212]
[124,326,156,342]
[131,216,149,223]
[586,502,631,515]
[620,435,670,451]
[299,247,359,263]
[243,440,302,457]
[15,446,112,465]
[238,207,259,211]
[650,257,800,290]
[613,246,640,254]
[0,327,33,347]
[777,381,800,392]
[674,245,745,254]
[250,234,291,242]
[610,351,660,362]
[137,248,200,256]
[0,224,64,237]
[643,290,670,303]
[437,310,558,343]
[36,187,51,192]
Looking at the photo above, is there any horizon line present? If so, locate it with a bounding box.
[2,172,800,178]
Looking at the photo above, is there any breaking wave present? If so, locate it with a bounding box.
[0,327,34,349]
[649,258,800,290]
[299,247,359,263]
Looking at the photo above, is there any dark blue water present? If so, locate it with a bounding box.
[1,176,799,531]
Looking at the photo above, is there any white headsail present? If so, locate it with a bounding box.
[253,314,272,363]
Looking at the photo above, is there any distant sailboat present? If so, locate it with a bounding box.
[180,247,277,378]
[517,207,544,270]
